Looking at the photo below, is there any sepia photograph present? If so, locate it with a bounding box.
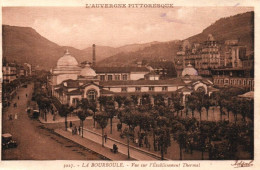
[0,1,258,168]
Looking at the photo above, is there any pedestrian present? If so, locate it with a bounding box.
[26,94,27,98]
[78,126,81,135]
[15,113,18,120]
[53,114,56,121]
[104,133,107,143]
[18,96,19,100]
[8,114,12,120]
[144,136,148,148]
[69,121,72,128]
[74,126,77,135]
[135,138,139,146]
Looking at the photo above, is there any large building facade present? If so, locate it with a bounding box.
[175,34,254,91]
[49,50,217,108]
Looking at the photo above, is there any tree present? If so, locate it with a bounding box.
[171,119,188,160]
[114,96,125,109]
[153,94,165,107]
[77,109,92,138]
[98,96,108,111]
[203,94,211,121]
[41,97,52,122]
[60,104,73,131]
[188,96,196,118]
[105,100,116,134]
[123,127,131,159]
[89,101,97,127]
[121,108,139,142]
[94,112,109,147]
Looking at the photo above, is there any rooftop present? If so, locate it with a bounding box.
[94,67,149,73]
[100,79,186,86]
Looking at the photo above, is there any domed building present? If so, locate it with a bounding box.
[79,62,97,80]
[57,50,79,68]
[51,50,81,85]
[181,63,199,77]
[49,50,218,108]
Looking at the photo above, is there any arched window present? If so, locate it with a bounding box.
[87,90,96,101]
[197,86,206,94]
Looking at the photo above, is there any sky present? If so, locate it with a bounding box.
[2,7,253,49]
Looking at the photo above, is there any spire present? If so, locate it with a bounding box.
[92,44,96,67]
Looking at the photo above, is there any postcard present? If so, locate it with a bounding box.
[0,0,259,169]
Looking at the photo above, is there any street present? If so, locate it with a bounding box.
[2,83,103,160]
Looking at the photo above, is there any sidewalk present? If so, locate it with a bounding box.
[55,127,159,160]
[54,129,134,160]
[39,115,81,124]
[83,127,159,160]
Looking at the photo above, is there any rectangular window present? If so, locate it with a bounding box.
[225,80,229,84]
[149,87,154,91]
[108,75,113,81]
[135,87,141,92]
[115,75,120,80]
[100,75,105,81]
[122,74,128,80]
[162,86,168,91]
[121,87,127,92]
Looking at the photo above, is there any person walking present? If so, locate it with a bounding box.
[14,113,18,120]
[69,121,72,128]
[18,96,19,100]
[78,126,80,135]
[104,133,107,143]
[26,94,28,98]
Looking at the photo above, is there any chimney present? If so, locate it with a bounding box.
[92,44,96,67]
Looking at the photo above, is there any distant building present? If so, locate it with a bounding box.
[2,63,17,83]
[175,34,221,77]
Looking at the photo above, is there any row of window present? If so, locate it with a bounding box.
[100,74,128,81]
[121,86,168,92]
[215,78,254,86]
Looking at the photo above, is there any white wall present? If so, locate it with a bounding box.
[130,72,147,80]
[57,74,78,85]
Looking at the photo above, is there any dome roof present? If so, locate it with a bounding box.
[57,50,78,67]
[80,64,96,77]
[182,63,198,77]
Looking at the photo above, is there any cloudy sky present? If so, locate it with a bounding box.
[2,7,253,49]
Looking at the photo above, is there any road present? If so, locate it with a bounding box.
[2,83,102,160]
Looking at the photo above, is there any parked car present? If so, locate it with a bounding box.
[2,133,17,149]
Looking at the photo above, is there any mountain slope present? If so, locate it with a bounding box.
[2,25,91,70]
[3,25,159,70]
[187,11,254,52]
[98,11,254,66]
[81,41,161,62]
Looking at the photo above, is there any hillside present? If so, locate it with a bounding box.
[81,41,161,62]
[98,40,181,67]
[98,11,254,66]
[2,11,254,69]
[187,11,254,52]
[2,25,91,70]
[2,25,160,70]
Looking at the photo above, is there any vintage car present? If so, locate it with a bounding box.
[2,133,17,149]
